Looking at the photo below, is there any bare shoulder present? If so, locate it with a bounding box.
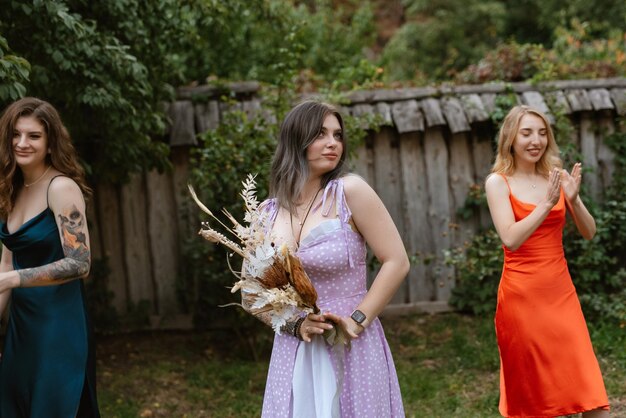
[341,174,383,217]
[48,176,85,210]
[484,173,508,196]
[341,174,373,195]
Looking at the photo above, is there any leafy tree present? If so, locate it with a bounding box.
[183,0,376,87]
[380,0,626,82]
[0,35,30,102]
[379,0,507,81]
[0,0,377,181]
[0,1,196,181]
[501,0,626,44]
[456,24,625,84]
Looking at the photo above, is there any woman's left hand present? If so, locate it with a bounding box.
[323,312,364,340]
[561,163,582,203]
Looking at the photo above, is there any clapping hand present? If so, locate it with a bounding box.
[545,168,562,207]
[560,163,582,203]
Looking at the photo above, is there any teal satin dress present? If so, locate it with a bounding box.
[0,204,99,417]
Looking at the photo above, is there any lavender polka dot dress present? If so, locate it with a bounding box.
[261,178,405,418]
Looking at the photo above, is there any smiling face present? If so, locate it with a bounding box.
[512,113,548,166]
[305,114,344,177]
[13,115,49,171]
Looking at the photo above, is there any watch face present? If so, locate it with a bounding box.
[351,309,366,324]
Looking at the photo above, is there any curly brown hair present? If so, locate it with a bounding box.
[0,97,91,217]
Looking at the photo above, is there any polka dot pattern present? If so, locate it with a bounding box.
[261,179,405,418]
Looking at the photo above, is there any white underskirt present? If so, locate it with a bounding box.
[292,336,340,418]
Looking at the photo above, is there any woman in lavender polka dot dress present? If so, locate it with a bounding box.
[245,100,409,417]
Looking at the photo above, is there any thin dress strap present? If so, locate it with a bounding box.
[498,173,513,195]
[317,178,355,267]
[317,178,351,222]
[46,175,66,208]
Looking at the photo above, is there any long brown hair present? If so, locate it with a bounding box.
[491,105,562,176]
[0,97,91,216]
[269,100,347,213]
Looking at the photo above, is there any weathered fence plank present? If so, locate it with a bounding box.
[422,127,454,301]
[461,94,490,123]
[566,89,593,112]
[391,100,424,133]
[522,91,553,124]
[471,130,495,229]
[609,88,626,115]
[588,88,614,111]
[596,112,616,191]
[374,102,393,125]
[145,170,180,315]
[350,137,374,185]
[399,132,435,303]
[372,127,408,303]
[194,101,220,133]
[448,132,477,246]
[421,98,446,127]
[441,97,471,133]
[120,174,155,308]
[168,101,196,146]
[95,183,128,313]
[579,112,601,201]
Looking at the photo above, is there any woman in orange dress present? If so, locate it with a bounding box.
[485,105,610,417]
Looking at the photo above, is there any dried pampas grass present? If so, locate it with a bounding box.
[285,253,319,312]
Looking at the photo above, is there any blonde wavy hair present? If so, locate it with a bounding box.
[491,105,562,176]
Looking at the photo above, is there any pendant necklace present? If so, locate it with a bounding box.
[523,172,537,189]
[290,187,322,246]
[24,165,52,188]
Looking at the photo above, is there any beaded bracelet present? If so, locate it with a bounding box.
[280,316,306,340]
[293,317,305,341]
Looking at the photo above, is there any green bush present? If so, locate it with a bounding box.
[446,229,503,315]
[183,109,277,328]
[455,23,625,84]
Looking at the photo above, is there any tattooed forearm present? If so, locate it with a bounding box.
[18,204,90,287]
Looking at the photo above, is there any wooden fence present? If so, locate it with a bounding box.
[87,78,626,325]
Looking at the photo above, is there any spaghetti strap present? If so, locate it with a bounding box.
[46,175,66,208]
[498,173,513,194]
[317,178,355,267]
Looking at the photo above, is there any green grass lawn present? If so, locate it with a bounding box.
[96,313,625,417]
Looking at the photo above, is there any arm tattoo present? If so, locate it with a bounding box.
[18,204,90,287]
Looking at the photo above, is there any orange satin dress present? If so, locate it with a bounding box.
[495,177,609,417]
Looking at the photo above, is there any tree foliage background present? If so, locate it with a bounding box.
[1,0,623,181]
[1,0,624,328]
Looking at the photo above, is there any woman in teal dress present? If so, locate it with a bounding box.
[0,97,100,417]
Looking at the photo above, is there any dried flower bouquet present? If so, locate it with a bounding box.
[188,175,348,346]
